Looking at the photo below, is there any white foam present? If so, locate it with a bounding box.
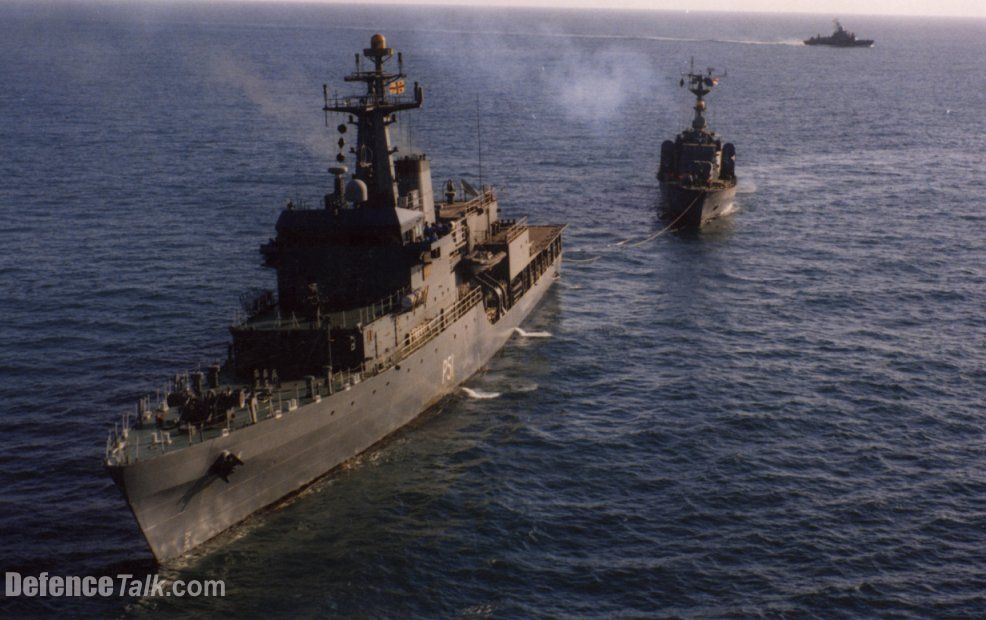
[461,387,502,400]
[512,383,539,393]
[513,327,552,338]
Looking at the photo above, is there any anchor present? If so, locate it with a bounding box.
[210,450,245,483]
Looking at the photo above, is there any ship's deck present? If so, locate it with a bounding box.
[109,218,564,467]
[106,369,366,466]
[437,191,496,220]
[108,289,487,465]
[529,224,565,256]
[236,288,407,332]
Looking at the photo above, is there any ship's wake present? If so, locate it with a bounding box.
[736,178,758,194]
[335,24,805,48]
[513,327,552,338]
[510,383,540,393]
[715,38,804,47]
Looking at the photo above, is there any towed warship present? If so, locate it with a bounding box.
[657,65,737,229]
[804,20,874,48]
[104,34,564,562]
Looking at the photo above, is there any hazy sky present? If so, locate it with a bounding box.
[271,0,986,18]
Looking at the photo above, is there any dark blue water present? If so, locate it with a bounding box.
[2,1,984,616]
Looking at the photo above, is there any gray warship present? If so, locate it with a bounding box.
[657,64,737,229]
[104,34,564,562]
[804,20,874,48]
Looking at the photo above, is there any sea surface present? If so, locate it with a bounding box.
[1,1,984,616]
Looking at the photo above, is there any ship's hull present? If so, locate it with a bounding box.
[804,39,874,47]
[108,255,562,562]
[659,182,737,229]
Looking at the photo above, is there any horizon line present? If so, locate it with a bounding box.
[23,0,986,20]
[216,0,986,20]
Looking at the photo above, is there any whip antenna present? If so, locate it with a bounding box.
[476,95,483,190]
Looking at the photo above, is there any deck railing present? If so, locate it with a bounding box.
[502,216,528,242]
[441,188,496,217]
[397,287,482,359]
[110,287,487,465]
[236,287,411,331]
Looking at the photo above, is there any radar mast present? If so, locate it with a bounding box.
[323,34,423,209]
[680,58,725,134]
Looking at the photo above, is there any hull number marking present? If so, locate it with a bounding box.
[442,355,455,385]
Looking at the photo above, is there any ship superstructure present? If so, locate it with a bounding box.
[804,19,874,47]
[657,63,737,229]
[105,34,564,562]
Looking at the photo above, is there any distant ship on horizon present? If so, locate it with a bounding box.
[804,19,874,48]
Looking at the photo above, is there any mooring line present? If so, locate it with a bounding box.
[612,195,700,248]
[564,256,601,264]
[628,196,698,247]
[611,195,699,248]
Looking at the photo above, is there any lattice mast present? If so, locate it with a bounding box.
[323,34,423,209]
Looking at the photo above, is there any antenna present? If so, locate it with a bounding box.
[322,84,329,127]
[476,95,483,190]
[680,60,725,133]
